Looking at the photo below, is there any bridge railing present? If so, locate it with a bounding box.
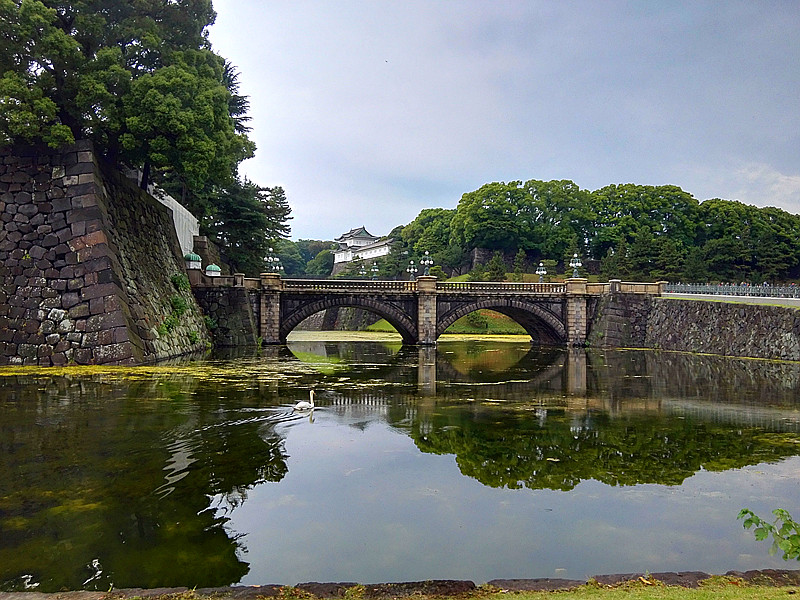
[282,279,417,292]
[615,281,666,294]
[188,272,665,296]
[436,281,567,294]
[666,283,800,298]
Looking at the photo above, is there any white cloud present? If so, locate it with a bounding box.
[208,1,800,240]
[732,164,800,213]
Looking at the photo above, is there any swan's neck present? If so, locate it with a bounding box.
[309,390,315,406]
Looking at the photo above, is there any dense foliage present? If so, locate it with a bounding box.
[0,0,291,276]
[398,180,800,283]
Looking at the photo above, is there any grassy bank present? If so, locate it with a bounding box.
[366,309,527,335]
[81,577,799,600]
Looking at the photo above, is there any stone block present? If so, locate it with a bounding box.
[91,342,133,364]
[57,319,75,334]
[74,348,92,364]
[81,282,120,301]
[17,343,37,358]
[86,311,127,332]
[89,296,104,315]
[41,233,60,247]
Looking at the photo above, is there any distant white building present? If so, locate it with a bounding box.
[333,226,394,264]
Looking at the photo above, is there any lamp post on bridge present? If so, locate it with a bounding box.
[358,264,367,278]
[406,260,418,280]
[266,247,284,275]
[371,262,379,280]
[536,261,547,283]
[569,253,582,278]
[420,251,434,276]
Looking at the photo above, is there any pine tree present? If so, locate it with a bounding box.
[512,248,526,282]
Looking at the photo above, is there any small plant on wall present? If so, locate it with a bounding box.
[157,273,196,339]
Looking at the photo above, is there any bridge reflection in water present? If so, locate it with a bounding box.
[283,339,800,431]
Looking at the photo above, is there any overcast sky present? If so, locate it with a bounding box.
[208,1,800,242]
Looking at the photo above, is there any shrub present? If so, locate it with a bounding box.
[738,508,800,560]
[170,295,188,316]
[465,310,489,330]
[171,273,191,292]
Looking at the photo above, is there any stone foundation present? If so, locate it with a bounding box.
[0,141,210,365]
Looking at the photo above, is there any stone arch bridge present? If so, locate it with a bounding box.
[189,273,666,347]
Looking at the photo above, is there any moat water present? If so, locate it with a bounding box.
[1,334,799,591]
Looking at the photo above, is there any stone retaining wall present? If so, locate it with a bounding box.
[0,141,210,365]
[645,298,800,360]
[588,294,800,361]
[192,287,259,346]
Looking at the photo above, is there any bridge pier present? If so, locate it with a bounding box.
[417,276,438,345]
[260,273,282,344]
[565,278,588,346]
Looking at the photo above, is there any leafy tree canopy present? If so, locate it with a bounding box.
[1,0,253,195]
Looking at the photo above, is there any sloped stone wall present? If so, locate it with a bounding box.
[0,141,210,365]
[645,298,800,360]
[587,294,800,361]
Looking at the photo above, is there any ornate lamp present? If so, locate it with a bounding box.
[420,250,434,276]
[406,260,418,280]
[535,261,547,283]
[569,253,582,278]
[266,247,284,274]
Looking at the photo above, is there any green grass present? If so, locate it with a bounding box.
[366,310,527,335]
[119,577,799,600]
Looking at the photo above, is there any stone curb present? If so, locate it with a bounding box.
[1,570,799,599]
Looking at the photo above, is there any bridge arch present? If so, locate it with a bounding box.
[280,296,418,343]
[436,298,566,344]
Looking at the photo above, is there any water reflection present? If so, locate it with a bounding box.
[0,342,799,590]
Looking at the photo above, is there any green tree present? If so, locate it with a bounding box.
[512,248,526,282]
[650,237,684,282]
[210,179,291,276]
[589,184,699,260]
[304,249,334,277]
[274,239,304,276]
[0,0,253,192]
[450,181,527,251]
[467,262,487,282]
[485,251,507,281]
[296,239,335,264]
[401,208,454,255]
[428,265,446,279]
[681,246,708,282]
[600,240,632,281]
[521,179,593,260]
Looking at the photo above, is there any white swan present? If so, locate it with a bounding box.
[293,390,315,411]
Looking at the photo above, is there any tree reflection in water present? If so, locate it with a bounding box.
[0,341,799,590]
[0,370,290,591]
